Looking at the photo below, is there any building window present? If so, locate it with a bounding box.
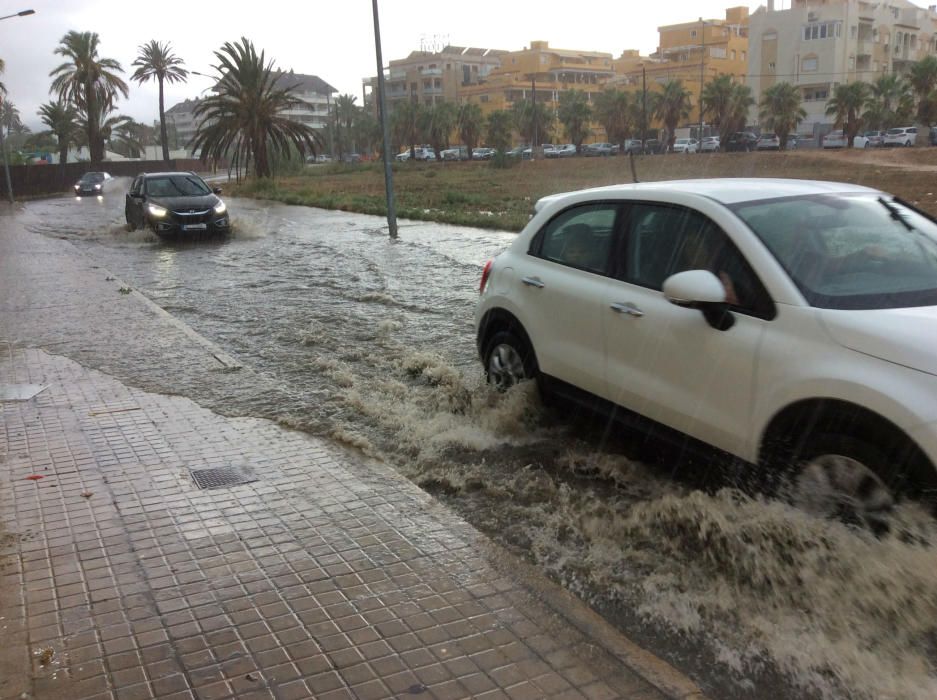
[802,56,818,71]
[741,50,746,60]
[769,61,776,70]
[803,22,842,41]
[851,25,857,39]
[691,29,697,38]
[732,49,737,60]
[762,31,777,41]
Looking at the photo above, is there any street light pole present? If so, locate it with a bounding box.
[0,8,36,204]
[371,0,398,239]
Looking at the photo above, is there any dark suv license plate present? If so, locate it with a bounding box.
[182,223,208,231]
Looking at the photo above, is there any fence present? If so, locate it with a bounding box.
[1,159,221,199]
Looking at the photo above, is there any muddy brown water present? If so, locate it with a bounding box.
[12,182,937,699]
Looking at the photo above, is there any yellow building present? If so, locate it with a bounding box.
[458,41,614,114]
[611,6,751,132]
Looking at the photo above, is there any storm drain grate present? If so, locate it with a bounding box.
[190,466,258,490]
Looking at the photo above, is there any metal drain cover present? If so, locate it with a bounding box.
[0,384,48,401]
[190,466,257,490]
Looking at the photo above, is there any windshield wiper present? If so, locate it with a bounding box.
[878,196,914,232]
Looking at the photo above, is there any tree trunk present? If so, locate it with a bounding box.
[87,80,101,166]
[159,77,169,163]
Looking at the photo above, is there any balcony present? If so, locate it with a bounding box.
[856,39,874,56]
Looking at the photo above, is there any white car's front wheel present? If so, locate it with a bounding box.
[792,440,895,534]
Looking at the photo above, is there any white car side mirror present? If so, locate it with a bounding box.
[663,270,726,306]
[663,270,735,331]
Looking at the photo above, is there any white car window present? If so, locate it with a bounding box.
[622,203,773,317]
[533,204,618,274]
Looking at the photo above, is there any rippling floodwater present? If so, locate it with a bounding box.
[17,181,937,699]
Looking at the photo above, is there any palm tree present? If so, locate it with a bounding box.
[909,55,937,127]
[863,74,912,131]
[458,103,484,160]
[701,74,753,148]
[0,99,22,136]
[557,90,592,153]
[825,82,869,147]
[191,38,323,179]
[759,82,806,150]
[594,89,632,150]
[333,94,358,160]
[486,110,513,153]
[391,100,422,158]
[38,100,79,172]
[655,80,693,152]
[131,40,187,163]
[511,99,552,146]
[49,31,128,166]
[0,57,5,95]
[419,102,458,160]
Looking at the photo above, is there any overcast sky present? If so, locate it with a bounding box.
[0,0,803,130]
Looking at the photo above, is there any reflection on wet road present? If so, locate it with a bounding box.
[15,182,937,700]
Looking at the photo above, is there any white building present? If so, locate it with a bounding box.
[748,0,937,134]
[166,72,337,156]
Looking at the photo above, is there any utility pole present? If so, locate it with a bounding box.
[0,120,12,204]
[698,17,706,143]
[642,65,648,148]
[531,75,538,157]
[371,0,398,238]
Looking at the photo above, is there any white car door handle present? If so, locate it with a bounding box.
[522,276,545,289]
[610,302,644,317]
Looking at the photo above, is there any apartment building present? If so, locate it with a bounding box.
[458,41,616,116]
[167,72,336,156]
[610,7,750,114]
[748,0,937,132]
[364,45,505,110]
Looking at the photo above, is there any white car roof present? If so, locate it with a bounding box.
[534,178,880,212]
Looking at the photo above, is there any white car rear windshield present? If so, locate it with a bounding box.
[732,193,937,309]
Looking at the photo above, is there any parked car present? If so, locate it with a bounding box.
[472,147,496,160]
[930,127,937,146]
[541,143,557,158]
[623,139,644,154]
[441,146,469,161]
[395,150,411,162]
[672,138,699,154]
[125,171,230,237]
[73,171,112,196]
[884,126,917,147]
[583,142,616,157]
[822,130,848,149]
[506,145,532,159]
[555,144,577,158]
[642,139,663,154]
[756,133,781,151]
[476,177,937,530]
[700,136,720,152]
[861,130,886,148]
[725,132,759,152]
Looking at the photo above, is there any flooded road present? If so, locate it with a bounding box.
[15,183,937,699]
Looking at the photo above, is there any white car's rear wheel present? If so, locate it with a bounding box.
[483,330,536,391]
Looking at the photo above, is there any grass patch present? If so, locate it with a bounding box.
[228,151,937,232]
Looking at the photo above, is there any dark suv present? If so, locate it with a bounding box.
[725,132,759,152]
[125,171,230,236]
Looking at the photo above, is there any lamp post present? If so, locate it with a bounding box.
[371,0,398,239]
[0,8,35,204]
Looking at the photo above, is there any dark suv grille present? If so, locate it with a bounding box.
[172,208,212,224]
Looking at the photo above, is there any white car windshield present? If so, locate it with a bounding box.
[732,193,937,309]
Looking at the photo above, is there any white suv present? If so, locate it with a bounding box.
[884,126,917,147]
[475,179,937,529]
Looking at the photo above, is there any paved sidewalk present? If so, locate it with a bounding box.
[1,348,698,700]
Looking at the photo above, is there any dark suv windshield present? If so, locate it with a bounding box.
[732,193,937,309]
[146,175,211,197]
[79,172,105,183]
